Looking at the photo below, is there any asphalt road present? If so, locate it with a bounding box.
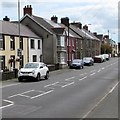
[1,58,119,119]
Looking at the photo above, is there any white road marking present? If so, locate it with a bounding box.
[8,90,35,98]
[44,82,59,87]
[90,70,96,73]
[0,100,14,109]
[0,83,21,88]
[82,81,119,118]
[61,82,74,88]
[90,72,96,76]
[109,82,119,93]
[102,67,105,70]
[79,76,87,81]
[65,77,75,81]
[31,90,54,99]
[79,73,87,76]
[19,94,31,98]
[97,69,101,72]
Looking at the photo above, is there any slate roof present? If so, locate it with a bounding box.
[0,20,39,38]
[31,15,65,34]
[59,23,82,39]
[70,24,100,41]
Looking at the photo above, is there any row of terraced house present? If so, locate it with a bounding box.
[0,5,101,71]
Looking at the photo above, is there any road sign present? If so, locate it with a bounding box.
[17,48,22,57]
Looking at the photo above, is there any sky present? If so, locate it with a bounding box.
[0,0,119,43]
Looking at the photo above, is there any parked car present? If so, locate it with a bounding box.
[94,55,103,63]
[83,57,94,66]
[69,59,84,69]
[18,62,49,82]
[102,54,110,60]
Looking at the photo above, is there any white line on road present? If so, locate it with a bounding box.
[79,76,87,81]
[79,73,87,76]
[31,90,54,99]
[109,82,119,93]
[61,82,74,88]
[82,81,119,118]
[97,69,101,72]
[65,77,75,81]
[0,83,21,88]
[90,72,96,76]
[0,100,14,110]
[101,67,105,70]
[44,82,59,87]
[8,90,35,98]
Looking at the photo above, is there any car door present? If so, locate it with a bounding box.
[39,64,44,76]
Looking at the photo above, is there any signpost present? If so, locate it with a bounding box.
[17,48,22,57]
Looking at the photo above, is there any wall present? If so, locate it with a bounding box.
[29,38,42,62]
[0,35,28,70]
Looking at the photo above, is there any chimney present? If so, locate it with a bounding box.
[83,25,88,31]
[93,32,97,36]
[71,22,82,29]
[23,5,32,16]
[61,17,69,26]
[51,15,58,23]
[3,16,10,21]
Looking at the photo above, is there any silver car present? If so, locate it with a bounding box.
[70,59,84,69]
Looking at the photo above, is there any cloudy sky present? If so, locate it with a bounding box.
[0,0,119,42]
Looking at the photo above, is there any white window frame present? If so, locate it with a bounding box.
[60,36,65,47]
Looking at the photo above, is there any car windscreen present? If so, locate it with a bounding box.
[72,60,81,63]
[83,58,91,60]
[24,63,39,68]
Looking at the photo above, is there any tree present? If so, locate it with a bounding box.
[101,44,112,54]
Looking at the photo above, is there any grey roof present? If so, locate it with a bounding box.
[59,23,82,39]
[70,24,100,41]
[0,20,39,38]
[31,15,65,34]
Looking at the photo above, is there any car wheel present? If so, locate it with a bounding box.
[18,78,22,82]
[45,71,49,79]
[36,73,41,81]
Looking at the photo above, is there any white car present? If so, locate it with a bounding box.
[83,57,94,66]
[18,62,49,82]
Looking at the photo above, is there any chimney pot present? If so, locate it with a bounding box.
[23,5,32,16]
[51,15,58,23]
[61,17,69,26]
[71,22,82,29]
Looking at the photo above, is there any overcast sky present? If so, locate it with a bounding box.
[0,0,119,42]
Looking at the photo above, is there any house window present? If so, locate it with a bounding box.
[57,36,65,47]
[0,56,5,70]
[20,37,23,50]
[10,36,15,50]
[30,39,35,49]
[38,40,40,49]
[60,36,65,47]
[33,55,37,62]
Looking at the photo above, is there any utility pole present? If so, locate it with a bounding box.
[68,23,70,66]
[18,0,21,69]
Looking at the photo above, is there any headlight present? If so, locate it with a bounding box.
[18,70,21,74]
[32,70,35,74]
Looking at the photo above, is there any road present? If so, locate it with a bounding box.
[1,58,119,119]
